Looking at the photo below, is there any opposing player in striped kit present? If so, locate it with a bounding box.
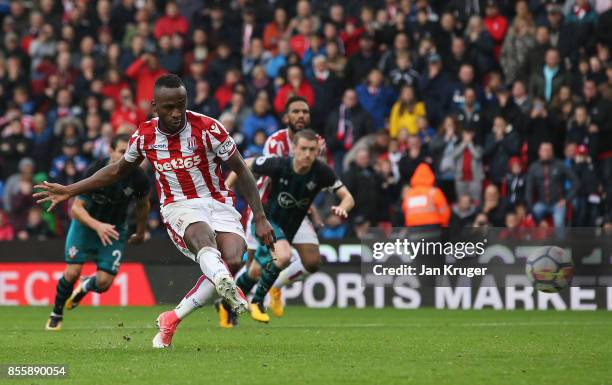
[34,74,275,348]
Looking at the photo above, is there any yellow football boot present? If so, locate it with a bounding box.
[249,302,270,323]
[214,299,234,329]
[269,287,284,317]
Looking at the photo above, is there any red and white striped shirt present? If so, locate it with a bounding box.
[124,110,236,207]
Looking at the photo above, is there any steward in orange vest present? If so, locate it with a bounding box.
[402,163,450,227]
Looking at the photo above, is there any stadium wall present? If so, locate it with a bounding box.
[1,239,611,310]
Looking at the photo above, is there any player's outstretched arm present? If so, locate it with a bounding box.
[33,158,139,212]
[330,186,355,219]
[224,152,275,248]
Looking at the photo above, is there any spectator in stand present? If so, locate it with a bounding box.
[101,68,129,107]
[478,184,509,227]
[3,157,34,213]
[29,23,57,73]
[430,115,461,202]
[343,149,379,227]
[565,0,598,49]
[309,55,342,131]
[223,90,251,131]
[504,156,527,208]
[46,88,80,131]
[273,64,314,114]
[158,34,183,74]
[356,68,396,131]
[582,79,612,158]
[154,1,189,40]
[4,168,35,232]
[598,63,612,100]
[373,156,400,224]
[500,17,536,85]
[566,104,595,148]
[572,145,600,227]
[450,194,478,231]
[243,130,268,158]
[511,79,532,114]
[464,15,495,75]
[183,60,206,103]
[398,135,427,184]
[526,142,579,228]
[30,113,53,168]
[389,84,426,138]
[110,88,145,133]
[345,33,379,87]
[263,7,291,54]
[82,113,103,161]
[325,89,374,175]
[325,40,347,79]
[484,115,521,186]
[266,39,291,80]
[453,128,484,204]
[521,26,552,84]
[290,18,314,59]
[242,93,278,145]
[444,36,468,79]
[17,206,54,240]
[387,52,421,92]
[449,64,484,111]
[0,209,14,241]
[483,0,508,60]
[125,51,167,111]
[525,98,554,164]
[419,53,452,128]
[242,38,272,79]
[189,79,220,118]
[528,48,571,104]
[49,139,88,181]
[214,68,242,111]
[246,65,275,104]
[378,32,411,77]
[302,34,326,77]
[455,87,484,143]
[0,118,32,179]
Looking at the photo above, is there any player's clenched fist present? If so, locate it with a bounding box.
[33,181,72,212]
[254,215,276,251]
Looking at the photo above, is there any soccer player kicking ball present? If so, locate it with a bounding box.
[238,129,354,322]
[45,134,151,331]
[35,74,275,348]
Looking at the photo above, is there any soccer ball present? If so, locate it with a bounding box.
[525,246,574,293]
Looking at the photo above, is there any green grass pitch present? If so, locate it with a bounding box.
[1,306,611,385]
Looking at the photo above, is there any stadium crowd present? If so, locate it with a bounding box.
[0,0,611,242]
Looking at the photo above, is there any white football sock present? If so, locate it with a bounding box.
[175,275,215,319]
[197,247,231,284]
[273,257,309,288]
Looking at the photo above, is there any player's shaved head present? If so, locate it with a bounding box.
[152,74,187,134]
[154,74,185,94]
